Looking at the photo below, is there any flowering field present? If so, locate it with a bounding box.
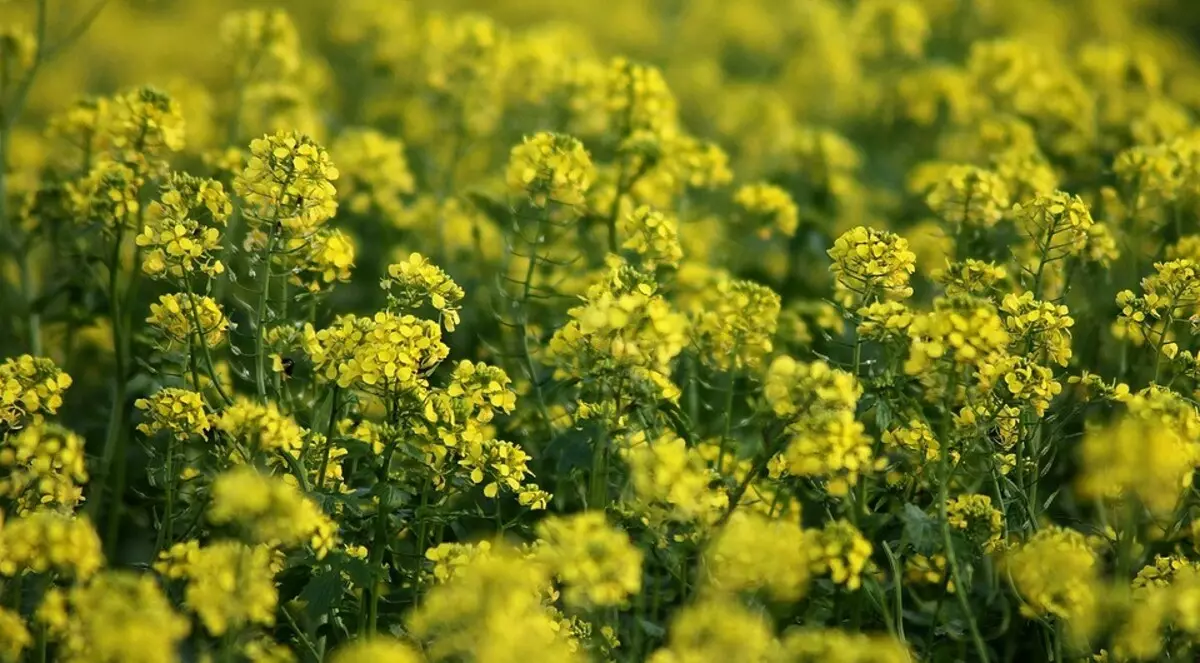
[7,0,1200,661]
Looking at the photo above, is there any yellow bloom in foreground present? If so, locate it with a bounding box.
[0,607,31,663]
[1077,415,1197,518]
[39,571,189,663]
[330,638,423,663]
[536,511,643,608]
[176,541,279,636]
[648,597,777,663]
[1005,527,1100,641]
[0,510,103,578]
[208,467,337,558]
[704,511,810,601]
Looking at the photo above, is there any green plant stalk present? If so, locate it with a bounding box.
[588,423,609,510]
[938,421,991,662]
[184,275,232,405]
[254,226,280,398]
[515,205,553,429]
[155,435,176,554]
[93,226,128,525]
[366,442,398,635]
[316,386,341,490]
[715,369,737,476]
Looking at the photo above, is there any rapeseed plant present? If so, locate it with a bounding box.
[10,0,1200,661]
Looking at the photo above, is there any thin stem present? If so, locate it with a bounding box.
[716,370,736,476]
[254,226,279,398]
[938,415,991,662]
[316,387,340,490]
[366,442,397,635]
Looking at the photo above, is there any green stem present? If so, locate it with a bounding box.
[938,425,990,662]
[716,370,736,476]
[254,226,279,398]
[316,387,340,490]
[366,442,397,635]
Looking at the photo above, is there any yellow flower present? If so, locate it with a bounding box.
[174,541,279,636]
[38,571,189,663]
[134,388,209,441]
[208,467,337,558]
[146,293,230,349]
[235,131,339,236]
[536,512,643,608]
[506,132,595,208]
[0,355,71,431]
[828,226,916,305]
[0,423,89,514]
[734,182,800,239]
[135,173,231,280]
[330,639,423,663]
[704,511,810,601]
[384,252,465,331]
[0,510,103,578]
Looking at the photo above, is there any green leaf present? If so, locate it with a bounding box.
[299,566,344,623]
[637,618,666,638]
[900,503,940,555]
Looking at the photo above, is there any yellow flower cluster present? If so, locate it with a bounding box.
[162,540,279,636]
[303,312,449,395]
[425,540,495,584]
[925,165,1010,229]
[904,296,1010,378]
[330,638,423,663]
[1014,190,1095,260]
[333,127,415,217]
[213,397,305,457]
[779,627,913,663]
[0,606,31,663]
[445,360,517,423]
[604,58,679,139]
[110,86,186,170]
[208,467,337,558]
[1078,414,1197,518]
[506,131,596,207]
[1000,292,1075,367]
[945,494,1003,551]
[0,355,71,431]
[0,510,103,578]
[38,571,190,663]
[690,277,781,371]
[764,356,860,421]
[134,388,209,440]
[806,520,872,591]
[703,511,810,601]
[549,269,687,377]
[619,431,729,532]
[1116,259,1200,359]
[535,511,643,607]
[285,227,357,293]
[734,182,800,239]
[384,252,465,331]
[855,301,913,343]
[146,293,230,349]
[934,259,1009,298]
[136,173,232,279]
[68,159,142,229]
[235,131,340,235]
[1005,526,1100,638]
[621,205,683,269]
[828,226,916,305]
[409,543,581,662]
[0,423,88,513]
[648,597,776,663]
